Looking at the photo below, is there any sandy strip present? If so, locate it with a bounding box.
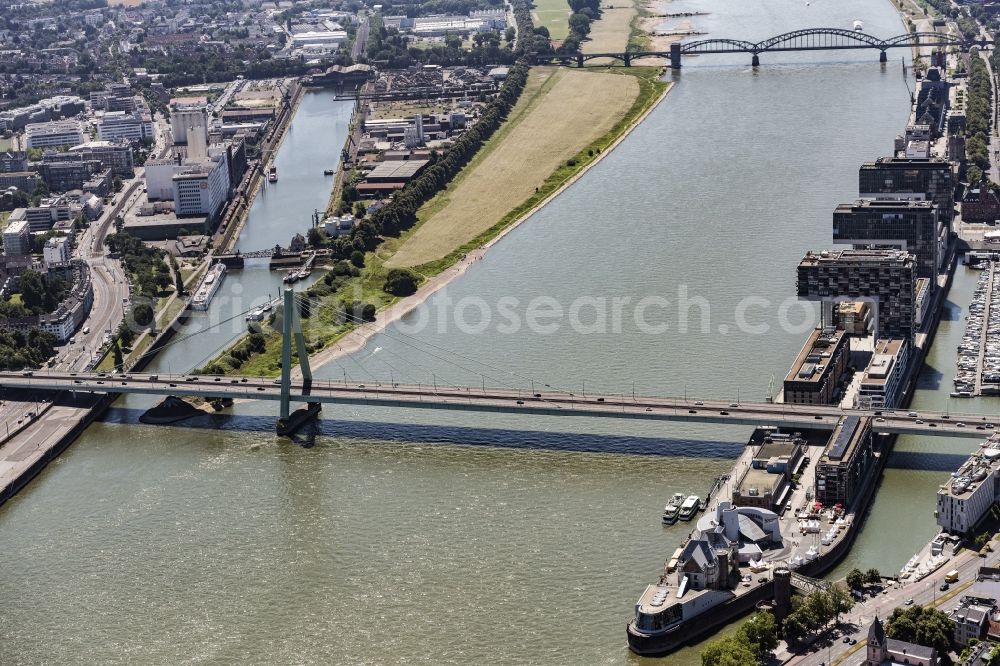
[299,80,676,378]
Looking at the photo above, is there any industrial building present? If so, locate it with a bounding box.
[797,249,918,343]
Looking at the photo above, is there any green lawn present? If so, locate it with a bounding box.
[532,0,571,40]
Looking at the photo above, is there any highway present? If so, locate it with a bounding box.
[1,371,997,437]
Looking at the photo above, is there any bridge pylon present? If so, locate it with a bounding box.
[277,287,317,435]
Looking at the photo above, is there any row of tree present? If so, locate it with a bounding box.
[845,567,882,592]
[965,51,992,182]
[782,585,854,646]
[559,0,601,54]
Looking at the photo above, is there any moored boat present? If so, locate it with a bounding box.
[678,495,701,521]
[662,493,686,525]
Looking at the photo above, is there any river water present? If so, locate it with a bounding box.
[0,1,974,664]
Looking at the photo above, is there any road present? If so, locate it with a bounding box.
[352,16,369,61]
[0,372,997,437]
[787,544,999,665]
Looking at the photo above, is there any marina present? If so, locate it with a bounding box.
[954,261,1000,396]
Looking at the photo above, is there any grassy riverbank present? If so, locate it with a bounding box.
[385,66,641,268]
[200,65,669,377]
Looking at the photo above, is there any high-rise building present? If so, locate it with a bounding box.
[832,199,940,279]
[2,217,31,256]
[172,152,229,218]
[797,249,917,342]
[858,157,955,229]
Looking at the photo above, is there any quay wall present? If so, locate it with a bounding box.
[638,255,959,655]
[0,393,113,506]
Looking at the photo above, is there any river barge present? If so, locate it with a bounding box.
[190,264,226,311]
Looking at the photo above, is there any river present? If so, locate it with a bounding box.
[0,1,970,663]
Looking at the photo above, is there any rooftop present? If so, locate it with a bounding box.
[820,415,870,465]
[799,248,915,268]
[784,327,846,385]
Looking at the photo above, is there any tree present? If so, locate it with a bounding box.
[739,611,779,660]
[350,250,365,268]
[307,226,324,248]
[383,268,418,296]
[111,337,123,369]
[701,637,757,666]
[133,303,154,326]
[847,568,865,592]
[19,270,47,313]
[865,569,882,586]
[885,605,956,657]
[827,584,854,623]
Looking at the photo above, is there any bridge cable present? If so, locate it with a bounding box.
[292,292,584,404]
[293,291,584,395]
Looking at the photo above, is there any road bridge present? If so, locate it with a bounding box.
[535,28,975,68]
[1,370,995,439]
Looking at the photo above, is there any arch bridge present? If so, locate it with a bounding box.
[536,28,976,68]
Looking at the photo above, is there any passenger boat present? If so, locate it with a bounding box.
[662,493,686,525]
[323,168,336,175]
[268,165,278,182]
[282,271,299,284]
[678,495,701,521]
[191,264,226,311]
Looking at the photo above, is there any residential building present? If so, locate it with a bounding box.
[936,436,1000,535]
[24,119,85,149]
[0,150,27,173]
[67,141,135,177]
[42,236,70,267]
[2,217,31,256]
[0,95,85,132]
[0,171,39,191]
[783,327,850,405]
[962,186,1000,223]
[832,199,940,280]
[950,597,993,647]
[856,339,910,410]
[814,415,874,507]
[38,159,102,192]
[1,260,92,342]
[866,616,939,666]
[23,198,72,232]
[797,249,918,343]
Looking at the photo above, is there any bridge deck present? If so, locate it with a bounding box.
[1,372,995,438]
